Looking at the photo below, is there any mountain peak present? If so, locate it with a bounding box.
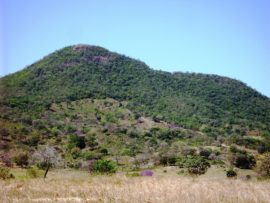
[71,44,105,52]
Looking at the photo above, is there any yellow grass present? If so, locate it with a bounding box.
[1,169,270,203]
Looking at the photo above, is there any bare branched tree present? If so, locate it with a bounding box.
[32,145,61,178]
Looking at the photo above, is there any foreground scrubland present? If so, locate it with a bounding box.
[1,168,270,203]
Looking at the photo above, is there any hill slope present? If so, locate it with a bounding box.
[1,44,269,133]
[1,44,270,176]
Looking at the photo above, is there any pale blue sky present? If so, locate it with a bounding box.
[1,0,269,97]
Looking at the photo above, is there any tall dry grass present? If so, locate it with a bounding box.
[1,173,270,203]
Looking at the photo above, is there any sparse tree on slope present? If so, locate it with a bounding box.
[32,145,61,178]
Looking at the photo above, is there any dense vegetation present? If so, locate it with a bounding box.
[1,44,269,132]
[0,44,270,178]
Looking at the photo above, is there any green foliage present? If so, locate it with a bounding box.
[92,159,117,174]
[230,150,256,169]
[226,168,237,178]
[36,162,49,170]
[1,45,269,135]
[181,147,197,156]
[104,112,118,123]
[0,167,14,180]
[177,155,210,175]
[85,132,98,149]
[256,153,270,177]
[70,147,81,159]
[1,44,270,172]
[68,134,86,149]
[50,127,60,136]
[199,148,212,159]
[26,167,40,178]
[126,172,140,177]
[159,153,178,166]
[82,151,102,160]
[229,135,264,150]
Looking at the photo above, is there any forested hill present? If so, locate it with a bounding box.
[0,44,270,132]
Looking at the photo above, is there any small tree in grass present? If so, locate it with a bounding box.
[32,145,61,178]
[256,153,270,177]
[92,159,117,174]
[177,155,210,175]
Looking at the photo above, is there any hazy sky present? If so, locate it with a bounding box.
[1,0,269,97]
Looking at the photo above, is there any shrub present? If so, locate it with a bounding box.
[50,127,60,137]
[256,153,270,177]
[99,148,108,155]
[159,153,177,166]
[230,152,256,169]
[229,145,238,153]
[127,129,140,138]
[104,112,117,123]
[177,155,210,175]
[66,125,77,133]
[13,153,29,168]
[158,129,176,140]
[199,148,212,159]
[71,147,81,159]
[92,159,117,174]
[226,169,237,178]
[0,167,14,180]
[181,147,197,156]
[85,132,98,149]
[68,134,86,149]
[26,134,40,147]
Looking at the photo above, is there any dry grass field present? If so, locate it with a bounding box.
[1,167,270,203]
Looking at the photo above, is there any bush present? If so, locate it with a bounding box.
[181,147,197,156]
[13,153,29,168]
[82,151,102,160]
[68,134,86,149]
[71,147,81,159]
[230,152,256,169]
[85,132,98,149]
[159,153,177,166]
[256,153,270,177]
[177,155,210,175]
[229,145,239,153]
[92,159,117,174]
[226,169,237,178]
[199,148,212,159]
[99,148,108,155]
[104,112,117,123]
[0,167,14,180]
